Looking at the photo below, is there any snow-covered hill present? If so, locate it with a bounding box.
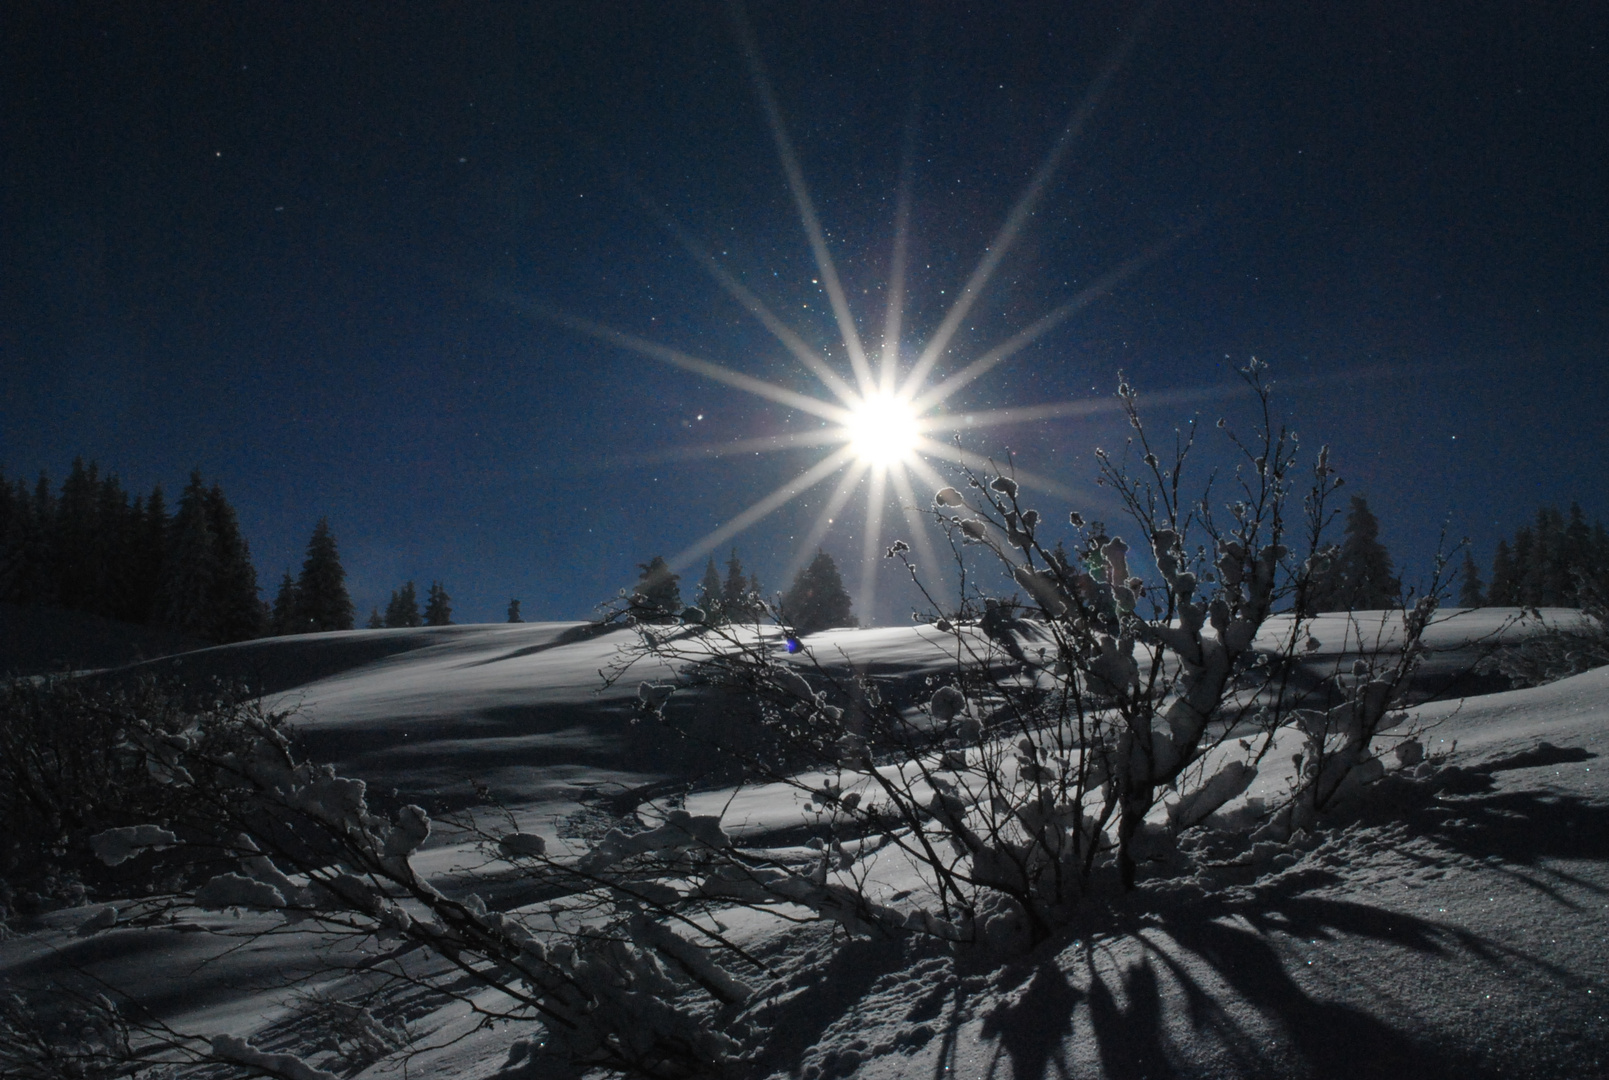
[4,613,1605,1079]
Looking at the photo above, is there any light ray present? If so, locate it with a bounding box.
[900,11,1152,397]
[780,461,869,587]
[608,428,845,467]
[727,0,876,393]
[915,438,1080,501]
[635,194,861,406]
[903,455,952,504]
[880,66,923,396]
[494,291,850,424]
[912,234,1185,410]
[922,378,1255,435]
[856,468,889,623]
[887,465,943,579]
[669,446,856,573]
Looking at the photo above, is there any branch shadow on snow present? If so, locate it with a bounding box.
[896,771,1609,1080]
[968,886,1576,1080]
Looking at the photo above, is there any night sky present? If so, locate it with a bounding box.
[4,2,1605,625]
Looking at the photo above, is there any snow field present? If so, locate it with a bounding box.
[4,613,1606,1078]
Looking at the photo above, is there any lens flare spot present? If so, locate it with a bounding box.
[846,393,919,466]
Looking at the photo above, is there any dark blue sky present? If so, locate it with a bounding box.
[3,2,1605,624]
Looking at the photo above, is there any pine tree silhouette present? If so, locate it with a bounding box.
[296,519,354,631]
[721,549,763,623]
[159,472,218,636]
[54,457,101,614]
[424,581,452,626]
[271,573,303,635]
[204,483,264,642]
[366,607,384,629]
[782,550,855,634]
[1458,550,1485,608]
[1308,496,1399,612]
[129,485,167,625]
[696,557,723,622]
[630,556,682,623]
[1488,539,1517,606]
[506,598,523,623]
[385,582,420,628]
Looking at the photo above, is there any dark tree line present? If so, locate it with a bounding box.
[0,460,381,643]
[694,549,767,625]
[365,580,453,629]
[0,460,263,643]
[1466,503,1609,608]
[627,547,856,634]
[629,549,768,625]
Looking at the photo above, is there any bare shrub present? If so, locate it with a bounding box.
[614,364,1448,941]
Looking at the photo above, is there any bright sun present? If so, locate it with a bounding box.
[513,11,1169,622]
[845,393,920,467]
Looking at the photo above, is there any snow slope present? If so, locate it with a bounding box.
[4,613,1606,1079]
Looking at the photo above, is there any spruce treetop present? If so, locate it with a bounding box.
[781,550,855,634]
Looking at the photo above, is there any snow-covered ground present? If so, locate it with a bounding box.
[4,611,1606,1078]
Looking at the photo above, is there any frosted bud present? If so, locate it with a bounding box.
[989,475,1019,499]
[499,833,547,857]
[638,683,675,709]
[929,685,965,722]
[1069,511,1085,527]
[935,487,966,507]
[960,519,988,541]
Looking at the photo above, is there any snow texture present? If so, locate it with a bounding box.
[4,615,1606,1079]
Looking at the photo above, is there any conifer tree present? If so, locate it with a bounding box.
[129,486,168,626]
[95,472,135,621]
[1308,496,1400,612]
[204,483,264,642]
[506,598,523,623]
[366,607,384,629]
[696,557,723,622]
[1564,504,1593,606]
[296,518,354,631]
[1458,550,1485,608]
[158,472,218,636]
[384,582,420,628]
[1488,539,1517,606]
[721,549,762,623]
[1510,526,1535,605]
[8,472,59,606]
[271,573,303,635]
[630,556,682,623]
[424,581,452,626]
[54,457,101,613]
[782,550,855,634]
[0,471,18,602]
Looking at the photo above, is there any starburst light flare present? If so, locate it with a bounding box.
[505,2,1225,624]
[845,394,920,468]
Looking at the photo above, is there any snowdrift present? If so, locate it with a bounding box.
[3,613,1604,1079]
